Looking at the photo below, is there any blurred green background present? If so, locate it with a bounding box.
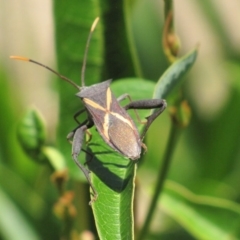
[0,0,240,239]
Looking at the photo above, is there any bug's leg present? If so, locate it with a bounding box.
[66,119,89,144]
[141,142,147,153]
[117,93,130,102]
[68,129,94,164]
[72,125,98,204]
[73,108,86,124]
[67,114,94,144]
[124,99,167,139]
[117,94,146,124]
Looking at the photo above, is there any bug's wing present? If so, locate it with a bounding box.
[108,114,141,160]
[78,80,142,160]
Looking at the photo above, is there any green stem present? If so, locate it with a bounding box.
[164,0,174,30]
[137,122,180,240]
[124,0,143,78]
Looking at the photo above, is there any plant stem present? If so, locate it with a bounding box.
[164,0,174,29]
[137,122,180,240]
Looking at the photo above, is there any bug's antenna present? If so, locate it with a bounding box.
[81,17,100,87]
[10,56,81,90]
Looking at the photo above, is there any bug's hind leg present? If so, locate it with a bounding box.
[123,99,167,139]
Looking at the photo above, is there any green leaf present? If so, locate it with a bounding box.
[153,48,198,99]
[86,79,156,240]
[0,162,47,220]
[161,181,240,239]
[42,146,66,171]
[123,0,143,77]
[99,0,137,79]
[17,108,46,161]
[190,61,240,180]
[89,146,136,240]
[54,0,103,163]
[0,187,40,240]
[196,1,233,54]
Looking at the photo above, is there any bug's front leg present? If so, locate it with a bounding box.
[73,108,86,125]
[124,99,167,139]
[67,114,94,144]
[71,125,98,205]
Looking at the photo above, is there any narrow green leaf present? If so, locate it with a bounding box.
[196,1,232,54]
[123,0,143,77]
[192,61,240,179]
[42,146,66,171]
[153,48,198,99]
[0,187,40,240]
[99,0,137,79]
[0,163,47,220]
[86,79,156,240]
[0,70,21,165]
[161,181,240,240]
[89,146,136,240]
[53,0,103,163]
